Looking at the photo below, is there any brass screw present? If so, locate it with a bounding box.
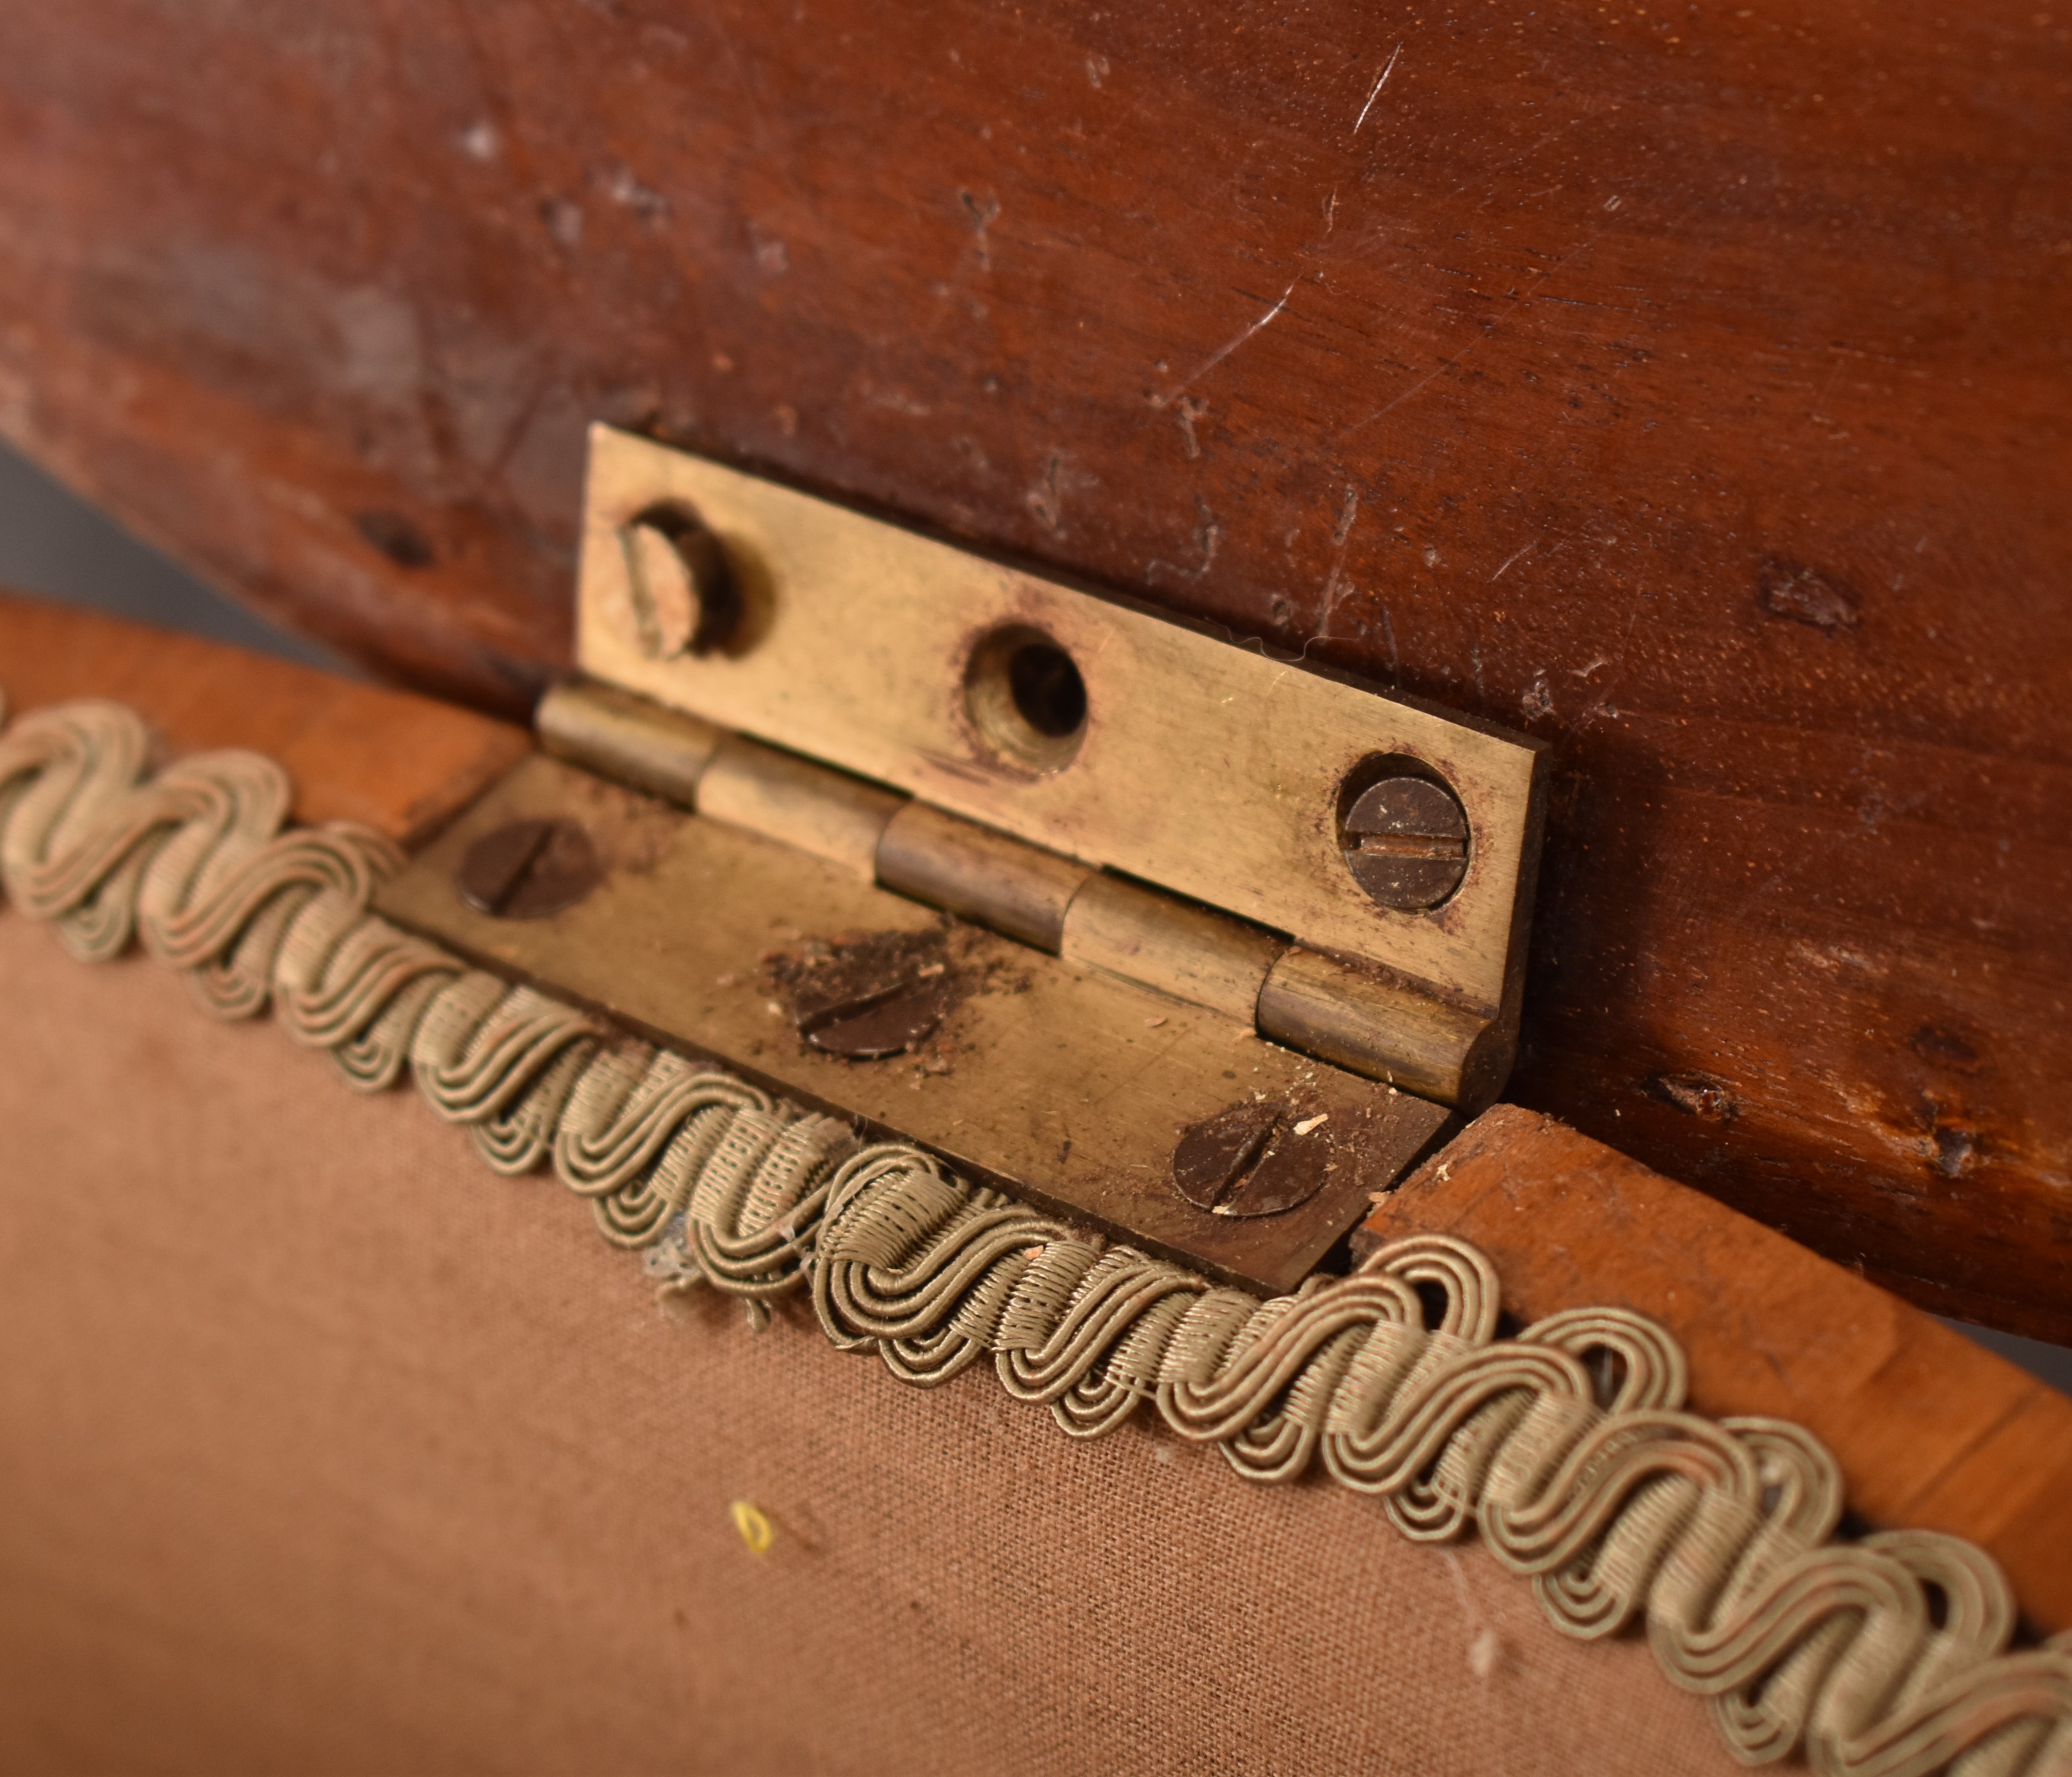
[616,505,740,659]
[1170,1101,1331,1218]
[1340,775,1469,912]
[779,933,953,1061]
[455,818,603,919]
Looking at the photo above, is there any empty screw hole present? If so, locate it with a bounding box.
[964,625,1088,773]
[1007,640,1086,739]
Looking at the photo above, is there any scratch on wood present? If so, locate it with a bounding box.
[1330,485,1360,548]
[1490,541,1535,582]
[1153,278,1299,408]
[1025,450,1066,535]
[1174,394,1207,459]
[1340,353,1464,438]
[1309,487,1361,653]
[1353,44,1403,136]
[1145,496,1222,585]
[959,190,1001,271]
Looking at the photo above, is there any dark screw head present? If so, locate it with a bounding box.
[800,981,948,1060]
[778,931,952,1061]
[455,818,602,919]
[616,505,741,659]
[1171,1101,1331,1218]
[1340,774,1469,912]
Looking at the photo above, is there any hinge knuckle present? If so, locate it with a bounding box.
[380,433,1550,1292]
[1059,875,1282,1025]
[695,735,901,879]
[538,679,721,803]
[1257,948,1502,1111]
[876,801,1089,952]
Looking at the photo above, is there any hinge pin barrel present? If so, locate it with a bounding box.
[877,800,1091,951]
[537,678,1501,1108]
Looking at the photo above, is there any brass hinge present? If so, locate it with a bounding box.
[377,427,1549,1292]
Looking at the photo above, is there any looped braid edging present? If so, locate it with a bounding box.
[2,693,2067,1777]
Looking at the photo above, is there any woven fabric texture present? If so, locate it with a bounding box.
[0,912,1742,1776]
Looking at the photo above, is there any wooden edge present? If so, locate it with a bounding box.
[0,592,530,846]
[1357,1103,2072,1634]
[1851,1265,2072,1352]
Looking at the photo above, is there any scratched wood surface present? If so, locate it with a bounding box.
[0,3,2067,1337]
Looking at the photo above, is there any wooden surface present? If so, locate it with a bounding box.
[1364,1105,2072,1634]
[0,2,2065,1336]
[0,592,528,846]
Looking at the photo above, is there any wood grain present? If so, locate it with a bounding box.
[1361,1105,2072,1634]
[0,592,528,846]
[0,2,2066,1335]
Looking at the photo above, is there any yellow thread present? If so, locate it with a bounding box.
[730,1500,775,1556]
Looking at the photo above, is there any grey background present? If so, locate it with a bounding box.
[0,436,2065,1398]
[0,441,346,671]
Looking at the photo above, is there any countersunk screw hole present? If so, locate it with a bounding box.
[616,501,741,659]
[1007,640,1087,739]
[963,625,1088,774]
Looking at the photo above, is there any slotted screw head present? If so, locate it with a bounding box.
[778,932,952,1061]
[1340,775,1469,912]
[615,506,740,660]
[455,817,602,919]
[1170,1101,1331,1218]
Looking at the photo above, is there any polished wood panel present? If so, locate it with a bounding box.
[1364,1105,2072,1634]
[0,592,528,846]
[0,2,2066,1333]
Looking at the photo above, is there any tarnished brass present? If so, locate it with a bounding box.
[1170,1101,1337,1218]
[454,817,603,920]
[378,756,1450,1295]
[576,428,1547,1044]
[695,734,904,879]
[613,505,740,659]
[1059,874,1283,1024]
[537,680,722,805]
[1339,774,1471,912]
[875,801,1091,952]
[535,670,1525,1108]
[1257,947,1506,1112]
[390,437,1552,1283]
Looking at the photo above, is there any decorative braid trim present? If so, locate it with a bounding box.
[3,694,2069,1777]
